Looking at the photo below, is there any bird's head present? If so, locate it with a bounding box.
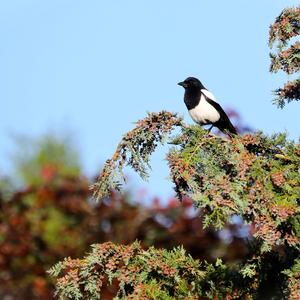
[178,77,204,91]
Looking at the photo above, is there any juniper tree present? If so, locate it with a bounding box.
[269,6,300,107]
[50,6,300,300]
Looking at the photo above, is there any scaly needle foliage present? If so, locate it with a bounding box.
[51,111,300,299]
[269,6,300,107]
[50,5,300,299]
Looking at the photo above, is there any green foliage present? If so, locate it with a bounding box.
[12,133,81,185]
[94,118,300,250]
[3,147,247,299]
[51,110,300,299]
[49,242,249,299]
[273,79,300,108]
[269,6,300,107]
[168,127,300,250]
[269,7,300,48]
[34,5,300,300]
[270,42,300,75]
[92,111,183,201]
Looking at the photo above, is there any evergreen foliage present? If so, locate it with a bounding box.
[92,111,184,201]
[50,5,300,300]
[51,113,300,299]
[2,139,247,299]
[269,6,300,107]
[48,242,243,299]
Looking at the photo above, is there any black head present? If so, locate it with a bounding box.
[178,77,204,90]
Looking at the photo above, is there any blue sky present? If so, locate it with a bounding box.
[0,1,299,200]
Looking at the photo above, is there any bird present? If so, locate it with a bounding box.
[178,77,237,136]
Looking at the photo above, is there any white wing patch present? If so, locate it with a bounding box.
[201,89,218,102]
[188,94,220,125]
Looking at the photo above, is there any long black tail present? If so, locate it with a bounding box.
[203,96,238,137]
[225,120,238,136]
[217,118,238,136]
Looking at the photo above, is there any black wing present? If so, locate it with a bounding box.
[204,95,237,135]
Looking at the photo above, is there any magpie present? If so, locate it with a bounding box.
[178,77,237,136]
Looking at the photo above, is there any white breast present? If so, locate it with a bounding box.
[188,94,220,125]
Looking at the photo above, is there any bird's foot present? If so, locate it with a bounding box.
[203,125,214,138]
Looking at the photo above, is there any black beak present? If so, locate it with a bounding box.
[178,81,185,87]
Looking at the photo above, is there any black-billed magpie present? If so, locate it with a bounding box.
[178,77,237,136]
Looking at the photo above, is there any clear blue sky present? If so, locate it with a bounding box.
[1,1,299,200]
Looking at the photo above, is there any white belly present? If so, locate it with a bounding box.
[188,96,220,125]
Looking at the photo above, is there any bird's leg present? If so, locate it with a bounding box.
[207,125,213,133]
[204,125,214,137]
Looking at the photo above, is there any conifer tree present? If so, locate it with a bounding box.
[50,6,300,299]
[269,6,300,107]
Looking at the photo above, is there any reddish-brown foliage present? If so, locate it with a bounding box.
[0,173,247,299]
